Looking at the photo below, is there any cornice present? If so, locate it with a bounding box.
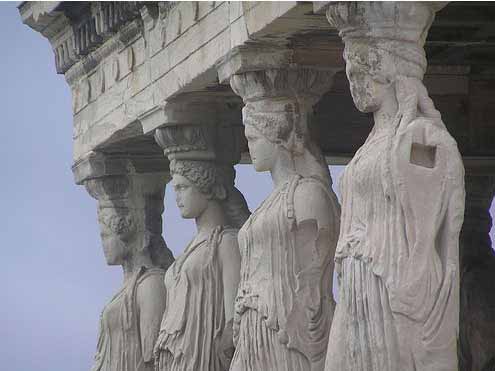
[19,2,150,77]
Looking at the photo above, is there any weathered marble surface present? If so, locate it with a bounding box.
[20,2,495,165]
[85,172,174,371]
[228,68,340,371]
[325,2,465,371]
[20,2,332,162]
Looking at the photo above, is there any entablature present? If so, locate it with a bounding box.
[19,1,495,169]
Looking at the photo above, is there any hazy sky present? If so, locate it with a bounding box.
[1,3,493,371]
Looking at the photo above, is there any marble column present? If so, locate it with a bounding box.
[148,93,251,371]
[324,2,465,371]
[219,54,341,370]
[72,152,174,371]
[459,174,495,371]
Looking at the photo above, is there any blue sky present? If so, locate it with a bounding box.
[1,3,493,371]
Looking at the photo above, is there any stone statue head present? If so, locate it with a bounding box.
[229,68,333,186]
[86,174,173,270]
[243,99,309,169]
[343,42,398,113]
[242,96,331,186]
[155,121,250,228]
[170,159,226,219]
[328,2,445,117]
[97,205,137,265]
[243,121,279,172]
[169,159,249,228]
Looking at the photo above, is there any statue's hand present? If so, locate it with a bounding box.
[218,320,235,367]
[233,315,240,346]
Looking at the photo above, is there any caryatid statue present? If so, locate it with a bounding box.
[84,170,174,371]
[325,3,465,371]
[228,68,341,371]
[153,119,250,371]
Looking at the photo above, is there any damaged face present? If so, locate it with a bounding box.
[97,206,137,266]
[345,44,395,113]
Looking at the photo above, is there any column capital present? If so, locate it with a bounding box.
[72,151,169,185]
[326,1,446,81]
[139,92,243,135]
[216,42,343,85]
[72,151,170,212]
[148,92,245,167]
[82,171,169,210]
[230,68,337,106]
[327,2,446,34]
[326,2,446,43]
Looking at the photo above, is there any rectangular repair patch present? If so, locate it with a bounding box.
[410,143,436,168]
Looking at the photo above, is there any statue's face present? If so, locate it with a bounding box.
[172,174,209,219]
[346,63,389,113]
[244,125,277,172]
[345,47,394,114]
[97,207,136,265]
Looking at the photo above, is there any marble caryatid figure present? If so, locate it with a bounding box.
[229,69,340,371]
[325,3,465,371]
[86,173,174,371]
[154,125,250,371]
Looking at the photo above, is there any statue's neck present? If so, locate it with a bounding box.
[271,150,297,188]
[373,92,399,134]
[195,201,226,241]
[122,247,153,283]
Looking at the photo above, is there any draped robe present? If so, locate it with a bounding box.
[91,267,164,371]
[325,118,465,371]
[231,175,338,371]
[155,227,236,371]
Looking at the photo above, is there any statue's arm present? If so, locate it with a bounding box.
[293,182,339,301]
[294,181,335,228]
[218,232,241,351]
[136,274,167,364]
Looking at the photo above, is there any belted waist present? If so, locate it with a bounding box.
[235,283,260,313]
[235,281,274,320]
[336,221,367,261]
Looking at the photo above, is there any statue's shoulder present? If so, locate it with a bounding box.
[219,226,239,238]
[292,176,334,228]
[215,227,241,265]
[217,227,239,249]
[136,268,166,292]
[405,117,459,148]
[402,117,464,178]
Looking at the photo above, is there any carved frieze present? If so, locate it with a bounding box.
[54,2,141,73]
